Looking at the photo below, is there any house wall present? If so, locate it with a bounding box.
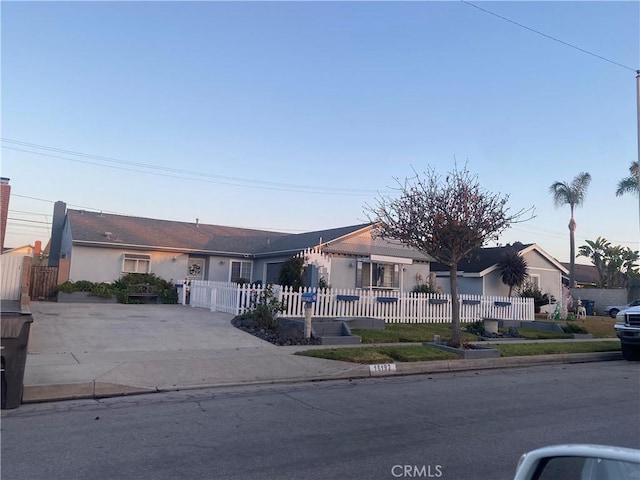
[69,246,190,283]
[484,271,510,296]
[523,250,564,303]
[436,276,483,295]
[331,257,355,289]
[402,262,431,292]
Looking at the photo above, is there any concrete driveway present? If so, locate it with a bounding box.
[23,302,365,403]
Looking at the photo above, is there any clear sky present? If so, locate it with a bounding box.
[2,0,638,265]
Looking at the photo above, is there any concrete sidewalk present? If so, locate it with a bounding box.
[19,302,621,404]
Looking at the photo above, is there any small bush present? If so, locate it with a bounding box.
[90,282,114,298]
[463,320,485,336]
[412,284,439,294]
[55,281,77,294]
[562,323,588,334]
[518,283,556,314]
[241,284,287,331]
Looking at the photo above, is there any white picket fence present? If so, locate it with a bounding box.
[187,281,535,323]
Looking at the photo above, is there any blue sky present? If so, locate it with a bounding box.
[2,1,638,264]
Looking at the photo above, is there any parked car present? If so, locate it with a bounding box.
[606,299,640,318]
[513,444,640,479]
[615,305,640,361]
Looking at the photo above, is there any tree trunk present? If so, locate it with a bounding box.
[569,216,576,288]
[449,263,461,347]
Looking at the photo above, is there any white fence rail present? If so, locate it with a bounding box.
[188,282,535,323]
[1,255,25,301]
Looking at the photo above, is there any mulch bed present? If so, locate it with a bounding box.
[231,316,322,346]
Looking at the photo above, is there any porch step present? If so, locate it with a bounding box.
[311,319,361,345]
[318,334,361,345]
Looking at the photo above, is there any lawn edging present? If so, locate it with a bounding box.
[394,351,622,375]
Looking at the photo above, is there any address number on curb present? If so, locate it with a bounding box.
[369,363,397,374]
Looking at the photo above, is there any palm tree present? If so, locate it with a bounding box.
[549,172,592,288]
[497,248,528,296]
[616,161,639,197]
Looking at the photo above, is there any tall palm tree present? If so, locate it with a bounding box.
[549,172,592,288]
[616,161,639,197]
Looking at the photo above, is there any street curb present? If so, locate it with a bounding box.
[20,352,623,405]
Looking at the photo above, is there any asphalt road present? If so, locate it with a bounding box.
[2,362,639,480]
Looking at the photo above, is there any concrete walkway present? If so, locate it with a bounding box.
[19,302,621,404]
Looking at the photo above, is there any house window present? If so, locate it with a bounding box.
[231,260,252,283]
[356,261,399,289]
[122,254,150,274]
[529,275,540,288]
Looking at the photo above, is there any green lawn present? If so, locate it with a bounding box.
[295,341,621,364]
[351,317,618,344]
[351,323,478,344]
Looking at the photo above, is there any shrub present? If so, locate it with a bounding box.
[113,273,178,304]
[55,273,178,304]
[241,284,287,331]
[90,282,115,298]
[463,320,485,336]
[518,282,556,314]
[412,284,439,294]
[562,323,588,334]
[55,281,77,294]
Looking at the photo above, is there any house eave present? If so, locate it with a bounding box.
[72,240,255,258]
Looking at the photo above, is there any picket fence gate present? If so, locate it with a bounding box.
[187,281,535,323]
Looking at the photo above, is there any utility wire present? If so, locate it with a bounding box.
[1,138,385,196]
[7,217,52,225]
[460,0,638,73]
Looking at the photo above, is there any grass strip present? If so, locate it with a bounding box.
[351,316,618,344]
[492,341,620,357]
[295,341,620,364]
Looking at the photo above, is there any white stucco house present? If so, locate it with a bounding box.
[49,202,433,293]
[430,243,568,303]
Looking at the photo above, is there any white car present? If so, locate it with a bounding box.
[513,444,640,480]
[606,299,640,318]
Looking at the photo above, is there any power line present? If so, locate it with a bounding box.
[460,0,638,73]
[8,209,51,217]
[1,139,385,196]
[12,194,126,215]
[7,217,51,225]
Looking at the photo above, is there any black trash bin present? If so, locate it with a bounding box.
[1,313,34,409]
[582,300,595,316]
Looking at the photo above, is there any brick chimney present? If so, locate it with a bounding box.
[0,177,10,251]
[48,201,66,267]
[34,240,42,257]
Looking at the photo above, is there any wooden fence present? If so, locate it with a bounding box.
[30,266,59,300]
[187,281,535,323]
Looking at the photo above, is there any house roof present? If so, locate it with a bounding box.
[430,243,568,276]
[67,209,373,257]
[560,262,599,286]
[254,223,373,256]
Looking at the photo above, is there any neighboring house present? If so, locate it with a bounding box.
[49,202,432,293]
[2,245,36,257]
[430,243,568,302]
[560,262,602,288]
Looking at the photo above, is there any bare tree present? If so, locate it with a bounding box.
[365,165,532,347]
